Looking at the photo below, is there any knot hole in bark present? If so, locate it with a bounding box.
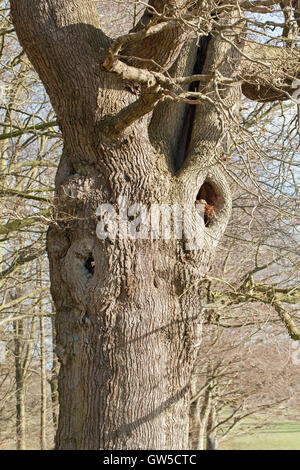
[84,255,95,276]
[195,182,217,227]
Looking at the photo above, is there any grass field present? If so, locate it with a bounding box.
[219,420,300,450]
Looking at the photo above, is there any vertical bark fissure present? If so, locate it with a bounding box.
[174,35,212,171]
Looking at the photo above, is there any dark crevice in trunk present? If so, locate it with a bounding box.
[197,182,217,206]
[174,36,211,171]
[196,182,217,227]
[85,256,95,276]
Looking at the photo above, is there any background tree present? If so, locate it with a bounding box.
[189,160,300,450]
[0,0,60,449]
[190,321,300,450]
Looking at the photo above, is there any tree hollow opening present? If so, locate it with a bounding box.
[196,182,217,227]
[85,255,95,276]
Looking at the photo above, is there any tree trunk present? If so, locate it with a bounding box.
[11,0,237,449]
[13,320,25,450]
[50,315,59,433]
[191,382,212,450]
[39,314,47,449]
[206,404,218,450]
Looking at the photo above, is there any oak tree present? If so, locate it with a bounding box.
[10,0,300,449]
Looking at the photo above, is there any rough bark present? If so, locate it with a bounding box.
[241,40,300,102]
[10,0,293,450]
[50,316,59,432]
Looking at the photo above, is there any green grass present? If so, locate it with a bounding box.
[219,420,300,450]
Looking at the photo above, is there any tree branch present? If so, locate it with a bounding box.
[121,0,191,71]
[241,40,300,102]
[100,85,164,136]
